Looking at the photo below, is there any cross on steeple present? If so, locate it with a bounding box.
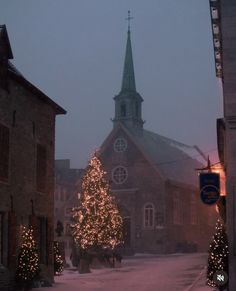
[126,10,133,31]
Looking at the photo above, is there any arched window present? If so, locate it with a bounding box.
[121,103,126,117]
[173,191,183,225]
[144,203,154,228]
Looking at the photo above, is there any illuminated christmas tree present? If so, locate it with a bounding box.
[16,226,40,289]
[53,241,64,275]
[71,154,123,252]
[207,219,229,287]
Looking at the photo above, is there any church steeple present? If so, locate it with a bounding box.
[121,27,136,92]
[113,11,144,130]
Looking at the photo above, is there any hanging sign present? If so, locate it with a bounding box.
[199,173,220,205]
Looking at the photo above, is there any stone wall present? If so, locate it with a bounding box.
[221,1,236,290]
[0,77,56,285]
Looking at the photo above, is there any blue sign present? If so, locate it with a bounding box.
[199,173,220,205]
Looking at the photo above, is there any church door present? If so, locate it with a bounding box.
[123,217,131,247]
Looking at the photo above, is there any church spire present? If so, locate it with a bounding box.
[113,11,144,129]
[121,11,136,92]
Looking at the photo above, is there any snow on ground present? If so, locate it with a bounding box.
[35,253,216,291]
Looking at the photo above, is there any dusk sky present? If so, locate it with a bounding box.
[1,0,223,168]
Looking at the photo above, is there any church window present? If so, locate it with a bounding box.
[121,103,126,117]
[112,166,128,184]
[114,138,127,152]
[0,123,10,183]
[144,203,154,228]
[173,191,183,225]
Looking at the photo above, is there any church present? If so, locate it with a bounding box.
[99,22,216,254]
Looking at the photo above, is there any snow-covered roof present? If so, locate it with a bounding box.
[126,127,204,186]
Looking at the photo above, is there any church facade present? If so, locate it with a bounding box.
[99,26,216,254]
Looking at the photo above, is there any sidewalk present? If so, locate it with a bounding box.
[184,266,216,291]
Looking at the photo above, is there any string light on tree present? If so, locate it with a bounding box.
[71,154,123,251]
[16,226,40,288]
[53,241,64,275]
[207,219,229,287]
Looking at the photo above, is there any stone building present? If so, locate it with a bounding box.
[54,159,84,260]
[99,25,216,254]
[209,0,236,289]
[0,25,66,288]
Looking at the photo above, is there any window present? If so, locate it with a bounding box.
[114,138,127,152]
[121,103,126,117]
[36,144,47,192]
[0,124,9,183]
[173,192,183,225]
[38,217,48,264]
[112,166,128,184]
[190,194,197,225]
[144,204,154,228]
[211,7,218,19]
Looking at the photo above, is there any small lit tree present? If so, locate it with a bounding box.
[16,226,40,290]
[207,219,228,287]
[53,241,64,275]
[71,154,123,270]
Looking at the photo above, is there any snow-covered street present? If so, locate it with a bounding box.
[35,253,215,291]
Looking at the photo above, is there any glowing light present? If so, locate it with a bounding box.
[71,155,123,250]
[16,226,40,285]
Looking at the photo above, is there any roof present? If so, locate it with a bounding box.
[126,126,204,186]
[101,123,205,187]
[8,61,66,115]
[121,29,136,93]
[0,24,66,115]
[0,25,13,59]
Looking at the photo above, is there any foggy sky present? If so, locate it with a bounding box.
[0,0,223,168]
